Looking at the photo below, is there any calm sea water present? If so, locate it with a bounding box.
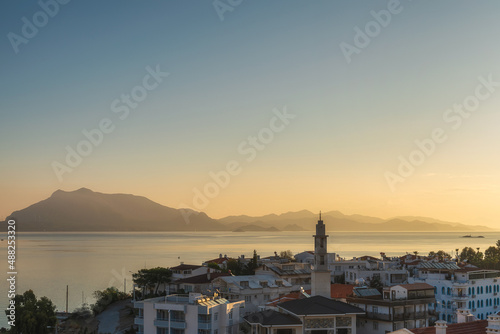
[1,231,499,328]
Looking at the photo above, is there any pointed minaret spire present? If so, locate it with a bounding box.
[311,210,331,298]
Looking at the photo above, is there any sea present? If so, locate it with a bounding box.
[0,231,499,328]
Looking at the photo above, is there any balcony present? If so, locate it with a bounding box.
[452,294,469,300]
[364,312,391,321]
[393,312,428,321]
[170,320,187,329]
[154,319,169,328]
[134,318,144,326]
[198,322,212,330]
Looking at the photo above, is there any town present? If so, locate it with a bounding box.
[129,215,500,334]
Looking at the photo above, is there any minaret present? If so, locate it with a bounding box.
[311,211,331,298]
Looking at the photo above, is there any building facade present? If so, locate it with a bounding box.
[134,293,244,334]
[347,283,435,334]
[410,264,500,323]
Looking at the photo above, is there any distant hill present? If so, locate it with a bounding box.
[219,211,494,232]
[6,188,224,231]
[6,188,495,232]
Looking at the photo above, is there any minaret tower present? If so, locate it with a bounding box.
[311,211,331,298]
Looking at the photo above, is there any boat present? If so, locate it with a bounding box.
[460,235,484,238]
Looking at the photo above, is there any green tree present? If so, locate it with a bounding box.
[428,250,451,261]
[207,262,222,271]
[459,247,483,267]
[91,287,128,315]
[484,245,500,269]
[132,267,172,296]
[5,290,56,334]
[226,259,243,275]
[243,250,259,275]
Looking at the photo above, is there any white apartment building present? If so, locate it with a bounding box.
[134,293,244,334]
[410,262,500,323]
[347,283,435,334]
[211,274,294,316]
[255,262,311,290]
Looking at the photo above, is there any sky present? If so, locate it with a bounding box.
[1,0,500,227]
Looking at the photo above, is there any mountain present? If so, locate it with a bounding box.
[6,188,224,231]
[219,211,494,232]
[6,189,495,232]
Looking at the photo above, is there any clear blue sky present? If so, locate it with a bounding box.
[2,1,500,226]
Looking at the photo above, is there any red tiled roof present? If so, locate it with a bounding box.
[397,283,434,291]
[205,258,230,264]
[409,320,487,334]
[332,284,356,298]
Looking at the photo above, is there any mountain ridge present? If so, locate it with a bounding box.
[5,188,495,232]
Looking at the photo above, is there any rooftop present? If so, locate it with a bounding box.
[175,272,230,284]
[279,295,364,316]
[409,320,487,334]
[419,262,461,270]
[266,284,356,307]
[171,264,204,271]
[244,310,302,326]
[396,283,434,291]
[216,274,292,289]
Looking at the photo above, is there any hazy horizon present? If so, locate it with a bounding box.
[2,1,500,228]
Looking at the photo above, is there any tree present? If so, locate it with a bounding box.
[92,287,128,314]
[132,267,172,296]
[5,290,56,334]
[226,259,243,275]
[369,276,383,290]
[484,246,500,269]
[280,250,295,261]
[428,250,451,261]
[243,250,259,275]
[459,247,483,267]
[207,262,222,271]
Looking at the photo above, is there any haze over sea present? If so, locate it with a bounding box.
[1,230,499,328]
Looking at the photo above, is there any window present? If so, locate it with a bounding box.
[372,306,378,314]
[229,310,233,320]
[264,294,270,301]
[260,281,268,288]
[245,295,251,302]
[214,313,218,321]
[442,287,445,294]
[320,256,325,265]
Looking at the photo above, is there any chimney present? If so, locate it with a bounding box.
[435,320,447,334]
[456,309,472,323]
[487,313,500,333]
[207,268,211,281]
[219,253,222,258]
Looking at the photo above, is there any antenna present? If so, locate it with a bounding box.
[66,285,69,313]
